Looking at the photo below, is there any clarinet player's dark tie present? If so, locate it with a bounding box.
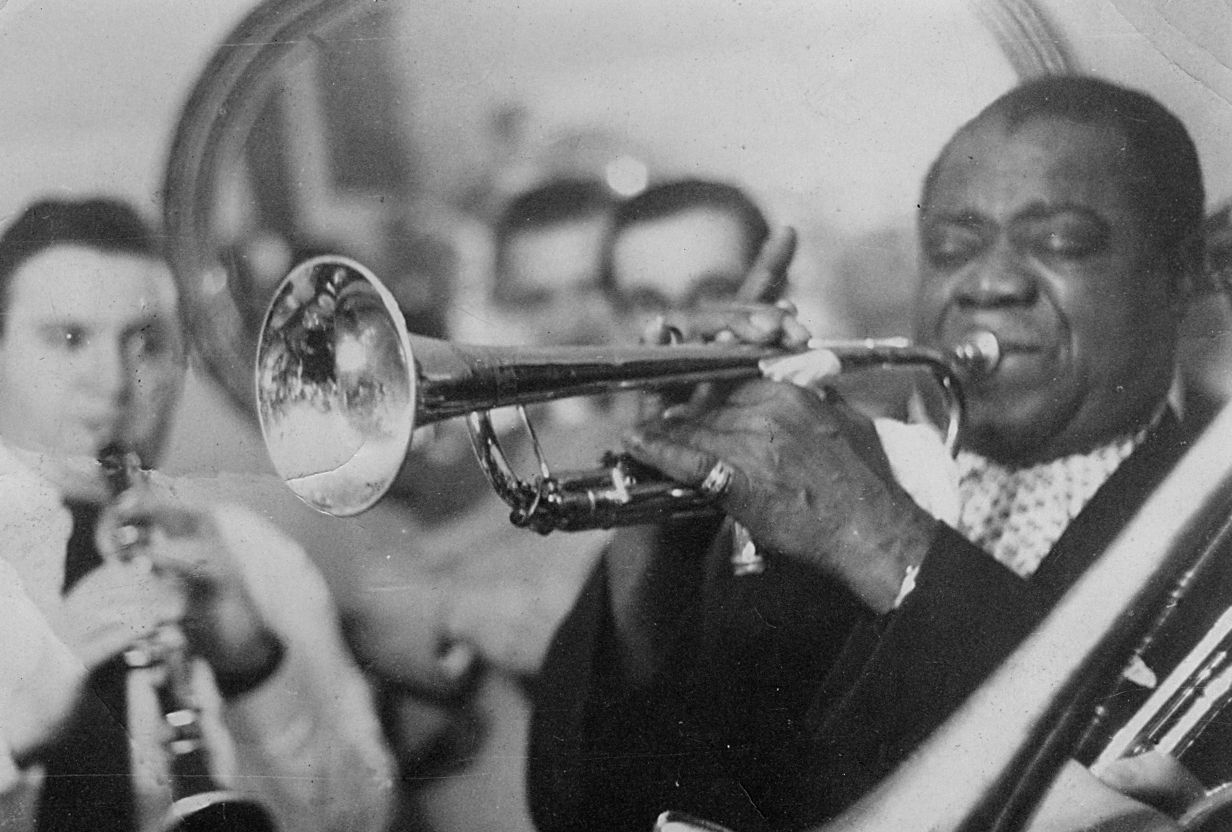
[37,501,135,832]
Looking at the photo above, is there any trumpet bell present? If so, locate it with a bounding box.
[256,256,416,516]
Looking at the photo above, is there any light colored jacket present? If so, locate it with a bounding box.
[0,442,394,832]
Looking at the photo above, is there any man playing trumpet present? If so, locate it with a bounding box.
[0,198,393,832]
[528,75,1209,831]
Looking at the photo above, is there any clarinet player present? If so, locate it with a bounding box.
[0,198,394,832]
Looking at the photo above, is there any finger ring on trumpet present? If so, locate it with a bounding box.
[731,523,765,577]
[699,459,734,499]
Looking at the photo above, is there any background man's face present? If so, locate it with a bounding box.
[609,207,750,313]
[495,215,613,345]
[914,115,1179,463]
[0,245,186,468]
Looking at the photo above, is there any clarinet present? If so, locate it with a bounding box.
[98,447,278,832]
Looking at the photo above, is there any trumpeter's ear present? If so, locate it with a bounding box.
[1164,226,1209,321]
[1193,203,1232,309]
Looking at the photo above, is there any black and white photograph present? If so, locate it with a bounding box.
[1,1,1231,830]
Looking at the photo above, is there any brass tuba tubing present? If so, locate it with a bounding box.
[1076,512,1232,832]
[1093,605,1232,768]
[255,256,998,527]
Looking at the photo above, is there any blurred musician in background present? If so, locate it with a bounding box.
[600,178,772,319]
[342,177,626,832]
[452,176,619,349]
[0,198,393,832]
[527,76,1208,831]
[585,177,779,428]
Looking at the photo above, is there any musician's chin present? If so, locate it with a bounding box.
[7,444,112,501]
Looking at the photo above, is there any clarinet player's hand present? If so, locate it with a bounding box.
[101,485,283,689]
[56,558,186,672]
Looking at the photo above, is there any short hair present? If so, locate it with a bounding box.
[0,198,163,331]
[600,178,769,293]
[921,75,1204,272]
[492,178,616,287]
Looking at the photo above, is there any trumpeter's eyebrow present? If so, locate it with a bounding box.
[1011,201,1107,224]
[922,209,993,229]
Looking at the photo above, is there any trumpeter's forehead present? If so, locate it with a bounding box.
[923,115,1137,224]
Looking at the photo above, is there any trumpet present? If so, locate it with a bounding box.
[98,448,277,832]
[255,256,1000,531]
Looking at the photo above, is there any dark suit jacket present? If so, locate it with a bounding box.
[527,414,1196,832]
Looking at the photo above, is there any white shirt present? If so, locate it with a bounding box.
[0,442,394,832]
[954,435,1143,578]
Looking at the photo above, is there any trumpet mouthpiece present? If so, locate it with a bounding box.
[954,330,1000,379]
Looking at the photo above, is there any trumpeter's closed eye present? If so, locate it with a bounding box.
[1014,210,1111,260]
[922,222,988,269]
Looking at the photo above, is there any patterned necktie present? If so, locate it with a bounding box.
[955,432,1144,578]
[38,501,135,832]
